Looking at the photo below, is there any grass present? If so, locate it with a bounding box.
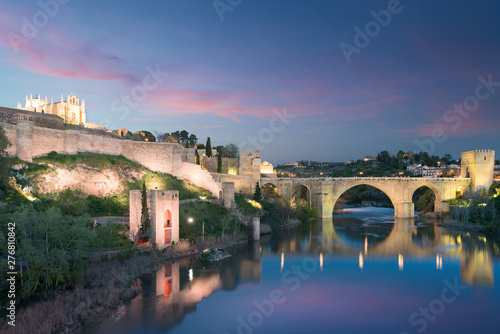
[4,152,211,213]
[33,151,145,171]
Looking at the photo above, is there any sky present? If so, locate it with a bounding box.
[0,0,499,164]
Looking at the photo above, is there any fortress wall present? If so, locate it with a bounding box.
[212,173,258,195]
[181,162,222,196]
[31,126,65,158]
[2,123,17,157]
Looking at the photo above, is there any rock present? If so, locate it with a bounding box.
[197,248,232,262]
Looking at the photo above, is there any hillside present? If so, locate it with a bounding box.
[5,152,211,215]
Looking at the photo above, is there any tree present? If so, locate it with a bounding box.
[206,137,212,157]
[186,141,189,148]
[180,130,189,143]
[225,143,239,158]
[141,131,156,142]
[195,149,200,165]
[154,131,167,142]
[217,151,223,173]
[188,134,198,146]
[253,182,262,202]
[163,133,179,143]
[139,182,152,244]
[0,125,12,188]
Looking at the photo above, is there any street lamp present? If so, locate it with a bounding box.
[188,217,194,223]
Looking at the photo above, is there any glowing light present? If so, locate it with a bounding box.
[280,252,284,272]
[188,217,194,223]
[246,199,262,209]
[320,252,323,271]
[364,235,368,255]
[398,253,404,271]
[359,252,364,270]
[199,196,207,200]
[188,269,193,281]
[436,254,442,270]
[359,172,364,175]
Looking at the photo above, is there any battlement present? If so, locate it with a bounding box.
[239,150,260,157]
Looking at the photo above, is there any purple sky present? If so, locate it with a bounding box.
[1,0,499,164]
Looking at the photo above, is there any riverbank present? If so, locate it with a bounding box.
[0,236,246,334]
[438,220,500,235]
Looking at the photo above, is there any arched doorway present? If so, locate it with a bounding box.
[412,186,437,216]
[164,210,172,245]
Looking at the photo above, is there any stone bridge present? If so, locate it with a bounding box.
[261,177,471,218]
[261,149,495,219]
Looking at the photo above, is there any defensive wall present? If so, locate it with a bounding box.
[2,122,238,208]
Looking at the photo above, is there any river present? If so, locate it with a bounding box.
[88,207,500,334]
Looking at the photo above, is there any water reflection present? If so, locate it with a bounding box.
[91,208,499,334]
[262,208,498,287]
[91,241,262,334]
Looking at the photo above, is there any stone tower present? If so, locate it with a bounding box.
[129,190,179,249]
[461,149,495,193]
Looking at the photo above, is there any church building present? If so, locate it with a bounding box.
[18,93,87,126]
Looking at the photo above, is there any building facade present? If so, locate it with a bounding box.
[18,94,87,126]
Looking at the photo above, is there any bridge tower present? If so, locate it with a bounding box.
[461,149,495,193]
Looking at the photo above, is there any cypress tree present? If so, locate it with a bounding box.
[139,181,151,244]
[186,141,189,148]
[217,152,223,173]
[253,182,262,202]
[195,149,200,165]
[206,137,212,157]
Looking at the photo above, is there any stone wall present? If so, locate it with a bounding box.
[461,149,495,192]
[201,156,239,174]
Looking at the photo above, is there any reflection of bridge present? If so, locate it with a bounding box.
[262,177,470,218]
[262,218,495,287]
[262,149,495,218]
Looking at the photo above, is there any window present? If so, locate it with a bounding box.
[0,113,5,117]
[29,117,34,121]
[14,115,20,119]
[484,156,487,160]
[22,116,27,120]
[8,114,12,118]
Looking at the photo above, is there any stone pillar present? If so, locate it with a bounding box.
[15,122,33,162]
[395,202,414,218]
[222,182,235,209]
[249,217,260,240]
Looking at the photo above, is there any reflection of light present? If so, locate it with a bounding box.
[320,252,323,271]
[436,254,442,270]
[189,269,193,281]
[364,235,368,255]
[457,235,462,245]
[280,252,284,272]
[359,252,364,270]
[398,253,404,271]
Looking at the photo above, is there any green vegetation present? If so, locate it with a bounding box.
[139,182,152,243]
[2,152,211,214]
[179,201,244,241]
[253,182,262,201]
[276,150,458,178]
[206,137,212,157]
[448,185,500,226]
[0,125,11,189]
[34,151,144,171]
[0,202,132,299]
[217,151,223,173]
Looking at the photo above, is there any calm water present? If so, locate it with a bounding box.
[90,208,500,334]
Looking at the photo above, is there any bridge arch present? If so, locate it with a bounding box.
[293,184,311,207]
[332,181,399,217]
